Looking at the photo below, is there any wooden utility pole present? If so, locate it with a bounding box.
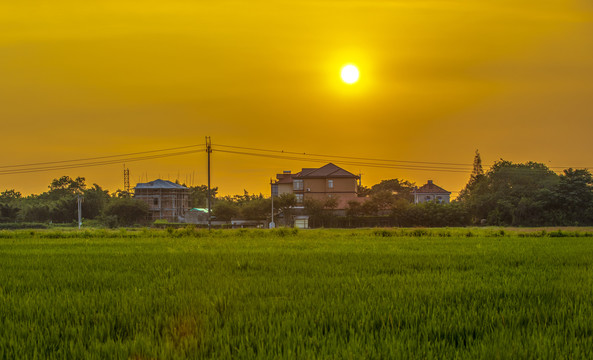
[206,136,212,231]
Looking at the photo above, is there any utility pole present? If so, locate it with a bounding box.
[77,194,82,229]
[270,178,275,229]
[206,136,212,231]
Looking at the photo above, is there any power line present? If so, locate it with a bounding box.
[0,149,203,175]
[1,141,590,178]
[212,143,592,170]
[213,149,472,173]
[0,144,203,169]
[213,143,474,167]
[213,148,584,175]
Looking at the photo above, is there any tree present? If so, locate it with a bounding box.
[0,203,19,222]
[0,189,22,222]
[276,193,296,211]
[460,160,559,225]
[82,184,110,219]
[212,201,240,221]
[47,176,86,199]
[102,197,149,226]
[304,197,339,227]
[458,150,485,201]
[346,200,363,217]
[188,185,219,208]
[1,189,22,201]
[275,193,297,222]
[112,189,132,198]
[240,197,271,220]
[357,185,371,197]
[370,179,415,202]
[554,168,593,225]
[21,203,51,222]
[368,190,396,213]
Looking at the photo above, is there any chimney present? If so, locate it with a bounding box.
[283,170,291,174]
[427,180,433,185]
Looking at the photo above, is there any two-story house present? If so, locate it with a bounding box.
[412,180,451,204]
[272,163,360,209]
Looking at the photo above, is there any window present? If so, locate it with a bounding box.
[295,194,304,204]
[425,196,431,201]
[328,179,334,189]
[293,179,304,191]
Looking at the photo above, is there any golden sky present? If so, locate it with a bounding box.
[1,0,592,196]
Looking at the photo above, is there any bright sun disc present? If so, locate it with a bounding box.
[341,64,359,84]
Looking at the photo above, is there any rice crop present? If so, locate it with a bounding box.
[1,228,592,359]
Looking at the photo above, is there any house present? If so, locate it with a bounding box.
[134,179,189,222]
[272,163,360,209]
[413,180,451,204]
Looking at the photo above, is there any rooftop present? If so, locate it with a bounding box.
[295,163,358,179]
[413,180,451,195]
[134,179,188,190]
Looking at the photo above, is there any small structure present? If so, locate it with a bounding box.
[134,179,189,222]
[293,215,310,229]
[413,180,451,204]
[185,208,209,224]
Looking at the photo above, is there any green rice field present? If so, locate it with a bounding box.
[1,228,593,359]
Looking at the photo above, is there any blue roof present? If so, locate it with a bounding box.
[134,179,188,190]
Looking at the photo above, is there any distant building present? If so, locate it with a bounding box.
[134,179,189,222]
[413,180,451,204]
[272,163,361,209]
[185,208,209,224]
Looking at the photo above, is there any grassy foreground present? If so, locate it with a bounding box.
[1,228,593,359]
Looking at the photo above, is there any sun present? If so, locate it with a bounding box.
[340,64,359,84]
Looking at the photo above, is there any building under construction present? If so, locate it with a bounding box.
[134,179,189,222]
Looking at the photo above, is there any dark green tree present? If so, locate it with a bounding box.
[553,168,593,225]
[102,197,149,226]
[304,197,339,227]
[275,193,297,221]
[370,179,415,202]
[188,185,219,208]
[1,189,22,201]
[240,197,271,220]
[47,176,86,200]
[0,189,22,222]
[82,184,110,219]
[461,160,559,225]
[458,149,485,202]
[0,203,19,222]
[212,201,240,221]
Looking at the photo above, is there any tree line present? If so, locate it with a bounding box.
[2,152,593,227]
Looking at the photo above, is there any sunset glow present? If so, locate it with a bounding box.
[0,1,592,196]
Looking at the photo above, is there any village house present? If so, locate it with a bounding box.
[412,180,451,204]
[272,163,361,209]
[134,179,189,222]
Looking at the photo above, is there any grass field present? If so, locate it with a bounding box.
[1,228,593,359]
